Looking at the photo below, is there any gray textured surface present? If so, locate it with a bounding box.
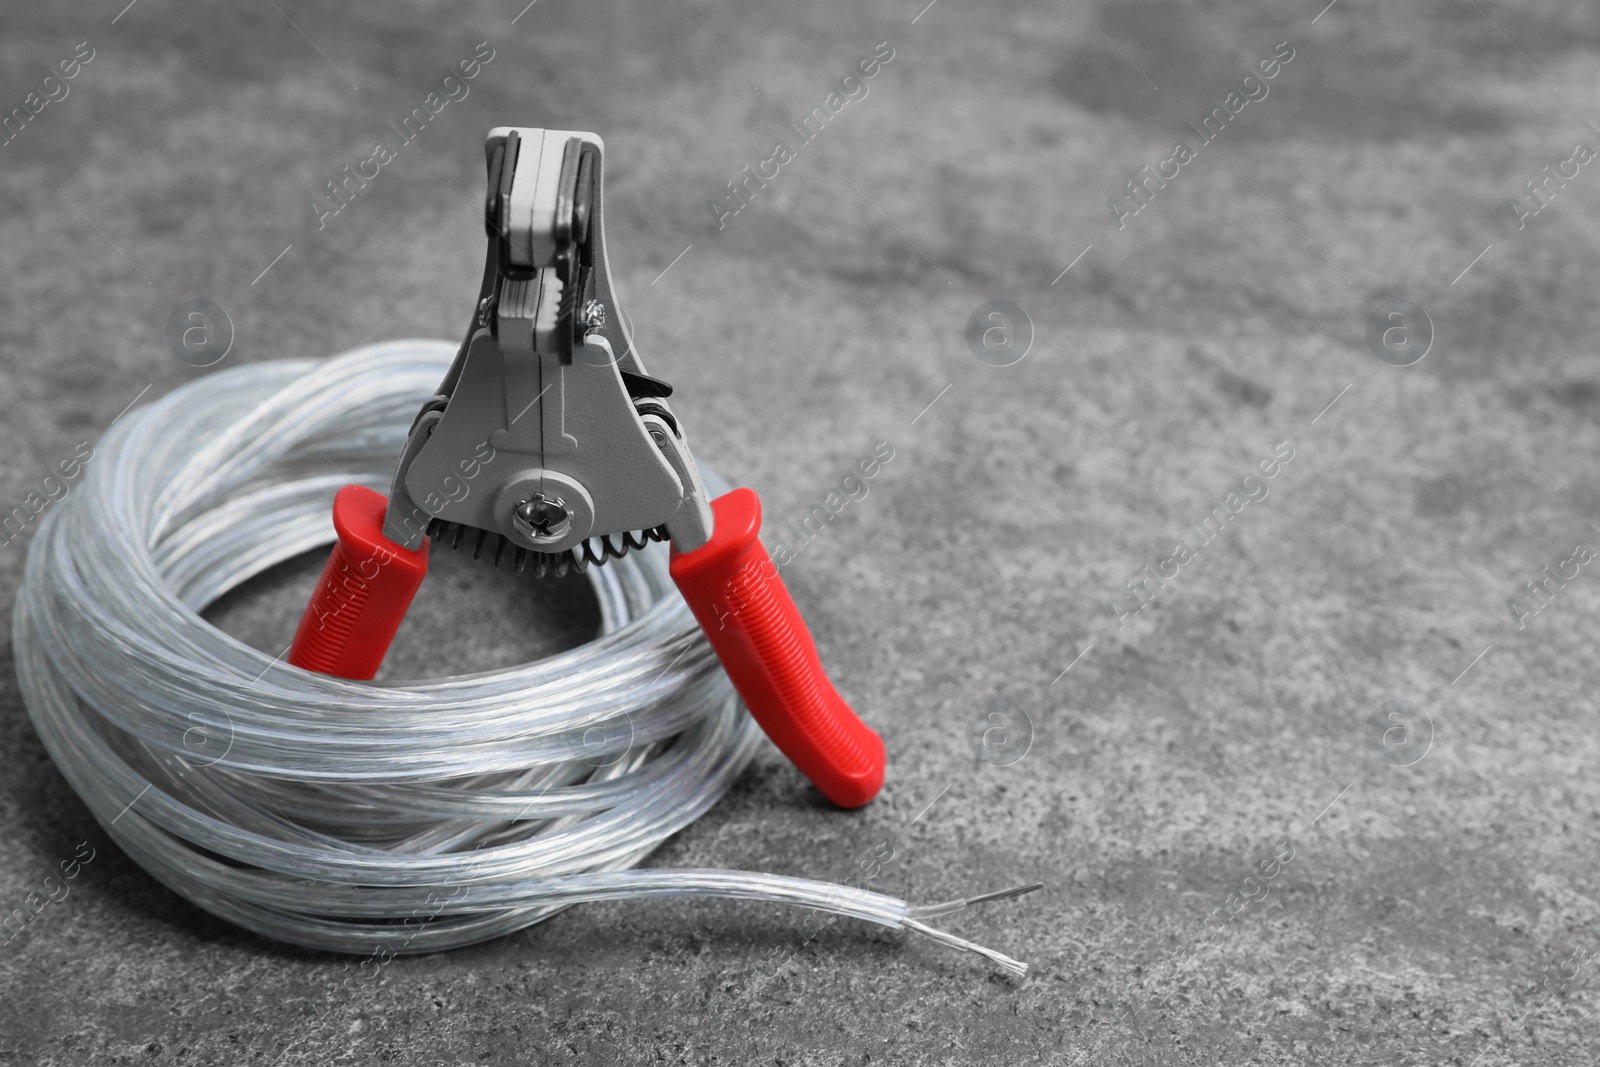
[3,1,1600,1063]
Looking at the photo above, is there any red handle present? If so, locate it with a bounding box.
[288,485,430,680]
[670,489,886,808]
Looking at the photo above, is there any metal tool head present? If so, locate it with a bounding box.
[383,128,712,563]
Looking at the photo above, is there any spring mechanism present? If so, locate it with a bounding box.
[425,519,670,579]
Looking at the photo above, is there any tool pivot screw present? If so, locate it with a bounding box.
[514,494,571,542]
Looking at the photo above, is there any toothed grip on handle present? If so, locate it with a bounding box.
[670,489,885,808]
[288,485,430,680]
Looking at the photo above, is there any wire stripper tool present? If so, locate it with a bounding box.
[288,127,886,808]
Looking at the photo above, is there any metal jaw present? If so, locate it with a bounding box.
[383,128,713,558]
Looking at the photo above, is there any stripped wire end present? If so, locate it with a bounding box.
[906,881,1046,921]
[902,919,1030,978]
[902,882,1044,978]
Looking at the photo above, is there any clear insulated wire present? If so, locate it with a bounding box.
[13,340,1027,975]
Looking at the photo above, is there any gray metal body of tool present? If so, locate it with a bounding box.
[383,127,712,569]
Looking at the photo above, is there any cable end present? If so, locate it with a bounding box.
[907,881,1047,921]
[965,882,1045,908]
[901,918,1030,978]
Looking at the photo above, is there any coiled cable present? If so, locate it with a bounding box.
[13,340,1029,973]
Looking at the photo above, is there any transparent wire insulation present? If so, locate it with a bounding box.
[13,341,1027,975]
